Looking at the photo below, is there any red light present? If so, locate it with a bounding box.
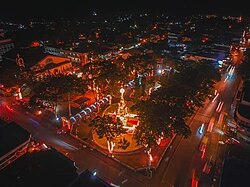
[6,106,13,111]
[201,148,206,159]
[191,170,199,187]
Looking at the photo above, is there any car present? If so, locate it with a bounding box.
[199,136,209,158]
[198,123,205,134]
[203,156,213,174]
[56,129,67,134]
[225,138,240,145]
[218,140,225,145]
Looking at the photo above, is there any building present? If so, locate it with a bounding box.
[2,47,47,68]
[234,80,250,142]
[0,120,31,171]
[44,46,88,66]
[167,32,179,45]
[0,29,15,62]
[30,55,73,78]
[0,148,78,187]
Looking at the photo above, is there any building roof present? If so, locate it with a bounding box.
[237,103,250,119]
[0,39,12,45]
[221,156,250,187]
[3,47,47,68]
[242,80,250,103]
[0,120,30,158]
[68,169,111,187]
[34,60,71,74]
[0,148,78,187]
[74,97,90,105]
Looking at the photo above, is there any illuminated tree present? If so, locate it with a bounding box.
[131,60,220,148]
[89,115,128,153]
[132,99,191,148]
[30,75,87,117]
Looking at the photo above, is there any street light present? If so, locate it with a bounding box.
[120,87,125,96]
[157,69,162,74]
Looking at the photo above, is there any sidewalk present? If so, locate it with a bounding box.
[68,100,201,173]
[70,128,174,171]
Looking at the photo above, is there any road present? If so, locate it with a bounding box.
[151,65,241,187]
[0,97,152,187]
[0,65,241,187]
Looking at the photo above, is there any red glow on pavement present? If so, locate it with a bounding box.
[202,162,208,173]
[191,170,199,187]
[192,179,199,187]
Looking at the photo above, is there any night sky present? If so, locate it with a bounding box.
[0,0,248,20]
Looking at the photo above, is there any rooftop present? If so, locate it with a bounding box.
[0,148,78,187]
[3,47,47,68]
[221,157,250,187]
[34,60,71,74]
[237,103,250,119]
[0,120,30,158]
[242,80,250,103]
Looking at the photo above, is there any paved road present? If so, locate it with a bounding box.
[0,97,152,187]
[0,66,241,187]
[151,66,241,187]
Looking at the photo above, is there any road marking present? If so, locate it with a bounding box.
[212,93,219,103]
[28,118,40,126]
[121,179,128,184]
[164,157,169,162]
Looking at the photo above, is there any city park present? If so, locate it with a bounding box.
[55,58,221,171]
[11,50,222,170]
[67,84,174,170]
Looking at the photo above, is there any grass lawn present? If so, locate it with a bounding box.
[71,119,93,142]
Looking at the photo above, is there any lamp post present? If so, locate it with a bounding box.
[147,148,153,178]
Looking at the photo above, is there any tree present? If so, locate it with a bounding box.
[95,61,127,98]
[89,115,128,153]
[30,79,61,117]
[132,98,191,148]
[30,75,87,118]
[238,49,250,80]
[56,75,88,116]
[131,60,220,148]
[118,137,130,150]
